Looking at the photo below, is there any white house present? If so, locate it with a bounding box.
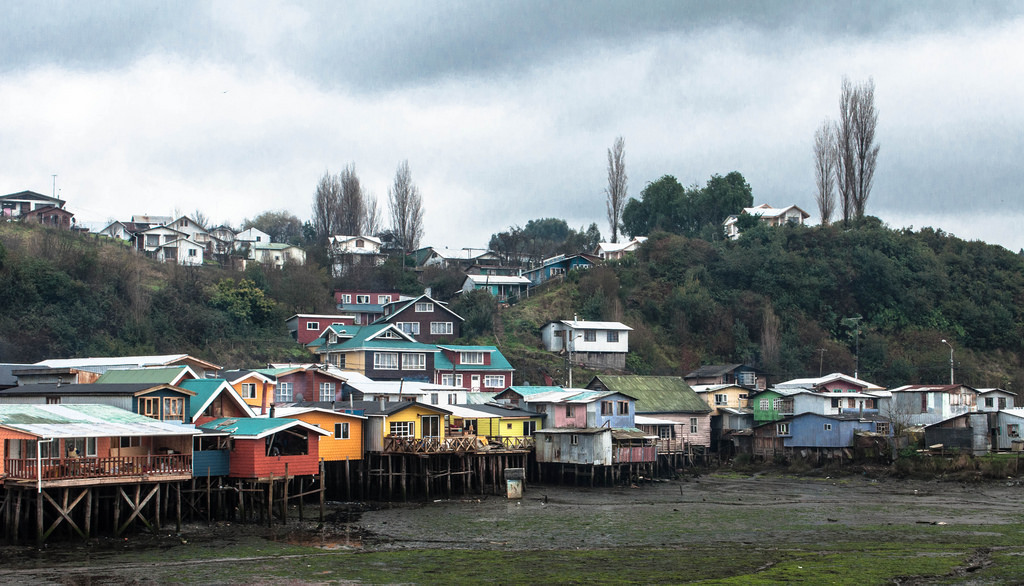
[461,274,531,303]
[134,226,188,254]
[235,227,271,249]
[155,237,205,265]
[168,216,211,246]
[250,242,306,268]
[593,237,647,261]
[995,409,1024,450]
[328,235,387,277]
[976,388,1016,412]
[541,319,632,370]
[724,204,810,240]
[886,384,979,427]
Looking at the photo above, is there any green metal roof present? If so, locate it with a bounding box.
[199,417,328,439]
[505,386,565,396]
[95,366,188,384]
[180,378,232,419]
[587,375,710,414]
[0,404,200,438]
[434,346,513,371]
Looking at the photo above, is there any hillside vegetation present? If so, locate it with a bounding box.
[3,220,1023,393]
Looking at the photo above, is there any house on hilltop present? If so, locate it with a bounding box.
[723,204,810,240]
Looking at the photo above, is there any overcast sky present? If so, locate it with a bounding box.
[2,1,1023,252]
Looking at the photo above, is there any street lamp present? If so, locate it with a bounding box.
[940,339,954,385]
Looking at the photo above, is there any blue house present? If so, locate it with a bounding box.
[752,412,891,461]
[521,253,600,286]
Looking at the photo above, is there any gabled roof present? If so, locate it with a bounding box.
[0,404,200,439]
[594,237,647,256]
[586,375,710,414]
[684,364,756,378]
[449,402,538,419]
[502,385,565,397]
[888,384,977,393]
[272,406,366,420]
[346,399,451,417]
[690,383,747,394]
[326,324,437,352]
[376,294,464,323]
[221,370,275,385]
[266,363,372,384]
[33,354,222,374]
[95,365,197,385]
[0,382,195,397]
[775,372,883,391]
[977,387,1018,396]
[199,417,330,439]
[463,274,531,286]
[0,190,64,207]
[180,378,256,421]
[546,319,633,331]
[435,346,514,371]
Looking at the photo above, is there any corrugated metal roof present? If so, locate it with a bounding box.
[0,383,195,397]
[588,375,710,414]
[434,346,514,371]
[199,417,330,439]
[95,366,190,384]
[0,404,200,438]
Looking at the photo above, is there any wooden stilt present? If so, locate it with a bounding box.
[267,473,275,528]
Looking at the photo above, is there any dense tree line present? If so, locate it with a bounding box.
[621,172,753,240]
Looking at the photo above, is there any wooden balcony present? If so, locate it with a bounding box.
[4,455,192,486]
[494,436,536,450]
[383,436,479,454]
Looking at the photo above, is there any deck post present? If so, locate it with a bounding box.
[319,459,326,523]
[176,482,182,533]
[84,488,92,539]
[267,473,274,528]
[282,464,289,526]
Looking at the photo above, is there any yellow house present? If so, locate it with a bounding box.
[274,406,366,462]
[691,384,751,416]
[224,370,276,415]
[445,404,543,443]
[354,400,451,452]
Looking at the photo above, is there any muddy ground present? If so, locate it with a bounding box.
[2,471,1023,584]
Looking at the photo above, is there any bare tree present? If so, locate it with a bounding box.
[312,170,341,240]
[833,76,879,223]
[605,136,628,243]
[851,78,879,219]
[388,160,425,259]
[813,118,837,226]
[190,209,210,230]
[337,163,365,236]
[363,191,382,236]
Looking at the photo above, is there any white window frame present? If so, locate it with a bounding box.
[402,353,426,370]
[430,322,453,335]
[690,417,698,434]
[714,393,728,406]
[606,330,619,343]
[240,383,256,399]
[356,295,370,304]
[342,294,352,303]
[440,373,455,386]
[335,422,349,439]
[378,295,392,304]
[398,322,420,335]
[389,421,414,438]
[415,302,434,312]
[483,374,505,388]
[374,352,399,370]
[461,352,484,365]
[759,399,769,410]
[319,382,335,401]
[583,330,597,342]
[777,423,791,435]
[276,382,293,403]
[824,423,833,431]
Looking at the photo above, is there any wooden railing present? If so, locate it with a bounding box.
[4,455,192,481]
[495,436,535,450]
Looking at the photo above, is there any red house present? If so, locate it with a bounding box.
[199,417,329,478]
[334,290,404,325]
[285,314,356,345]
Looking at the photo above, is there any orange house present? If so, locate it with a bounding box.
[224,370,276,415]
[274,406,366,462]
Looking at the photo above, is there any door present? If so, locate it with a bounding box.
[422,415,441,438]
[471,375,481,391]
[523,421,536,436]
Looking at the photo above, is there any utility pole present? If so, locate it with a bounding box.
[941,339,954,385]
[51,174,57,199]
[842,316,862,378]
[816,348,826,377]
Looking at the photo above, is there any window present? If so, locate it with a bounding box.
[389,421,415,438]
[565,405,574,418]
[422,416,440,438]
[430,322,453,335]
[617,401,629,415]
[570,434,579,445]
[601,401,613,415]
[374,352,399,370]
[772,398,784,411]
[163,397,184,421]
[306,321,320,331]
[777,423,791,435]
[461,352,484,365]
[484,375,505,388]
[276,382,293,403]
[430,393,439,405]
[356,295,370,304]
[985,397,995,408]
[448,393,458,405]
[831,398,841,408]
[120,436,141,448]
[319,382,335,401]
[440,373,455,386]
[690,418,698,433]
[140,397,160,419]
[847,398,856,408]
[342,294,352,303]
[607,331,619,343]
[334,422,350,439]
[714,394,728,406]
[999,397,1008,409]
[397,322,420,335]
[1008,424,1020,438]
[240,383,257,399]
[255,236,262,242]
[875,422,890,435]
[524,421,536,436]
[67,437,97,458]
[584,330,596,342]
[759,399,769,410]
[378,295,392,304]
[402,353,426,370]
[824,423,833,431]
[415,302,434,312]
[188,248,197,257]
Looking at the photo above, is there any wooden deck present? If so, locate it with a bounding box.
[4,455,192,487]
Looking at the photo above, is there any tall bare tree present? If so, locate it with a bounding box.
[311,170,341,240]
[363,191,382,236]
[813,118,837,226]
[337,163,365,236]
[605,136,628,243]
[851,78,879,219]
[833,76,879,223]
[388,160,425,259]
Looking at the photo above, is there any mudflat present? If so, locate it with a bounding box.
[2,472,1022,584]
